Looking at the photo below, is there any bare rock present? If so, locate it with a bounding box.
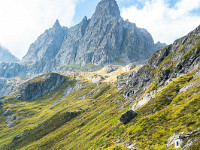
[7,122,17,128]
[122,63,135,72]
[16,73,65,101]
[102,65,119,73]
[6,114,18,124]
[3,109,13,116]
[120,110,137,124]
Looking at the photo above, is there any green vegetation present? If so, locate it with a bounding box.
[61,64,80,69]
[0,75,128,149]
[182,38,200,60]
[61,63,101,72]
[106,145,128,150]
[0,68,199,150]
[189,139,200,149]
[115,58,126,65]
[4,111,80,150]
[151,52,173,77]
[118,72,200,150]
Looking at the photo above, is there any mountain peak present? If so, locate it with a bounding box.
[53,19,61,28]
[92,0,120,19]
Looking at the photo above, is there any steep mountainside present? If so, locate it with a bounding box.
[0,25,199,150]
[23,20,67,63]
[23,0,161,66]
[122,24,200,102]
[0,46,19,63]
[0,0,164,79]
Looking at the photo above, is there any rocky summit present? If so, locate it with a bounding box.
[0,0,164,78]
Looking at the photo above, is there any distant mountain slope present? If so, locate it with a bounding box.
[0,45,19,63]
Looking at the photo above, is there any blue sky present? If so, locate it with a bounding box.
[0,0,200,59]
[72,0,183,24]
[73,0,200,47]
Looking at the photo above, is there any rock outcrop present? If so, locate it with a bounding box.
[102,65,119,73]
[16,73,65,101]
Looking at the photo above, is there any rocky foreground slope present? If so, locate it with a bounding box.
[0,0,164,79]
[0,24,199,149]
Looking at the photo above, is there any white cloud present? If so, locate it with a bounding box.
[121,0,200,44]
[0,0,78,59]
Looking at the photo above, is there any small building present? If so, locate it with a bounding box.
[175,138,183,148]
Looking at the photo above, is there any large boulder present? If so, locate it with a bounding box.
[122,63,135,72]
[102,65,119,73]
[120,110,137,124]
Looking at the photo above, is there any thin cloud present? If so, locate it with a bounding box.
[121,0,200,44]
[0,0,78,59]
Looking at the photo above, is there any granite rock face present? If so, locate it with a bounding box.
[0,0,164,79]
[0,45,19,63]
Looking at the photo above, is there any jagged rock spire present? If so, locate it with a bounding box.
[53,19,61,28]
[92,0,120,19]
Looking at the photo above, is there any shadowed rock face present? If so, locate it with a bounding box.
[0,0,165,79]
[16,73,65,101]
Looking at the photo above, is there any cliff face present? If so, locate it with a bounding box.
[0,0,164,79]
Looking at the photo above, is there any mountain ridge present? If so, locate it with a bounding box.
[0,0,165,79]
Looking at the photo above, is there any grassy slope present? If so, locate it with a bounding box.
[0,67,199,150]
